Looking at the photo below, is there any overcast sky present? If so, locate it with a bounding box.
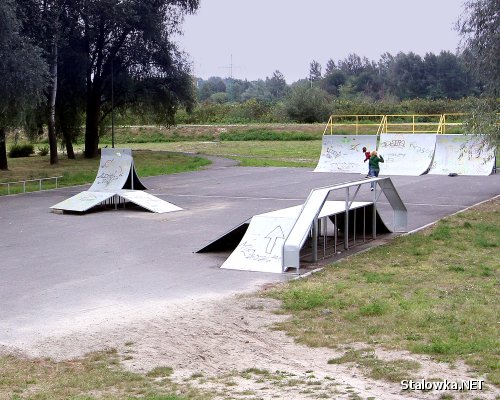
[176,0,465,83]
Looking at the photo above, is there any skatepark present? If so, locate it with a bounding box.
[0,145,498,349]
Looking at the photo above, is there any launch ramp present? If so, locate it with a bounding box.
[51,148,181,214]
[378,133,436,176]
[200,178,406,274]
[428,134,496,176]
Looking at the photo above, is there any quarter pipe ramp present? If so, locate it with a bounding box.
[428,134,495,176]
[314,135,377,174]
[378,133,436,176]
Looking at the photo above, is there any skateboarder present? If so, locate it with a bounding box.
[368,150,384,191]
[362,147,371,177]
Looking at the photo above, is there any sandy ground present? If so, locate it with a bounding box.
[2,291,498,400]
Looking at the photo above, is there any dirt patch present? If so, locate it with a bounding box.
[3,293,497,400]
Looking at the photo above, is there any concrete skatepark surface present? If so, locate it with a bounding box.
[1,157,499,350]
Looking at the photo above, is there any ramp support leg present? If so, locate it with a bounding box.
[311,218,318,262]
[344,188,349,250]
[372,191,377,239]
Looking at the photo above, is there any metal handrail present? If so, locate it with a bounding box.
[324,114,457,135]
[0,176,63,195]
[323,115,385,135]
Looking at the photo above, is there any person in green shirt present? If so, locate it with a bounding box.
[368,150,384,191]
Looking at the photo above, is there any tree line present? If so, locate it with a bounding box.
[0,0,199,169]
[0,0,497,170]
[197,50,481,105]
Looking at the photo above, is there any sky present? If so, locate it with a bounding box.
[175,0,466,84]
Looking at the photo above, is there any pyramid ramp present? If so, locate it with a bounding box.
[51,148,180,214]
[89,148,146,191]
[378,133,436,176]
[50,191,115,213]
[314,135,377,173]
[428,134,495,176]
[118,190,182,213]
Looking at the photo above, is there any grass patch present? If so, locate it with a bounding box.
[268,198,500,385]
[98,123,324,143]
[124,140,321,168]
[219,128,322,141]
[0,150,210,195]
[0,351,203,399]
[146,367,174,378]
[327,349,421,382]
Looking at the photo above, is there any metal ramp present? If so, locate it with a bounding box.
[51,148,181,214]
[89,148,146,191]
[313,114,498,177]
[283,177,407,272]
[314,135,377,173]
[428,134,495,176]
[199,178,407,274]
[378,133,436,176]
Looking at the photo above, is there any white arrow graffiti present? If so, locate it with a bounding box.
[265,226,285,254]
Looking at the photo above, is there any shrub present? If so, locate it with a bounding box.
[38,145,49,156]
[9,143,34,158]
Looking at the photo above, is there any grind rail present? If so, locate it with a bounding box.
[283,177,407,273]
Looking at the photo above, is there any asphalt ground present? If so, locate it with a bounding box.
[1,159,499,348]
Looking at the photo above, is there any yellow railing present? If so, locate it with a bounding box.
[441,113,466,134]
[323,115,385,135]
[323,114,466,135]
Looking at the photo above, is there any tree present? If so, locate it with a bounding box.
[0,0,48,170]
[325,59,336,75]
[457,0,500,95]
[284,84,331,123]
[337,53,370,76]
[18,0,74,165]
[56,33,88,159]
[198,77,227,101]
[309,60,322,82]
[241,80,272,102]
[71,0,199,158]
[457,0,499,148]
[386,52,426,99]
[265,70,288,100]
[321,70,346,96]
[424,51,473,99]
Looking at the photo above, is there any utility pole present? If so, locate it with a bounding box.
[219,54,235,100]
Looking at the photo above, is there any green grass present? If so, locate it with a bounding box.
[123,140,321,168]
[0,350,202,400]
[327,348,421,382]
[0,151,211,195]
[268,199,500,385]
[219,128,322,141]
[97,123,324,144]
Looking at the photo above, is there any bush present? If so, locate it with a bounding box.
[38,145,49,156]
[9,143,34,158]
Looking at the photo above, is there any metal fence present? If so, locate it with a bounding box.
[0,176,63,195]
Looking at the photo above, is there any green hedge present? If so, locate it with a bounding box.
[9,143,34,158]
